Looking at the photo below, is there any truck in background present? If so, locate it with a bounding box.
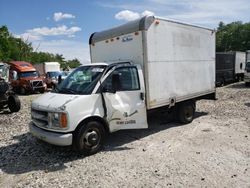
[0,62,21,112]
[216,52,246,86]
[29,16,216,155]
[9,61,46,94]
[34,62,61,89]
[245,50,250,86]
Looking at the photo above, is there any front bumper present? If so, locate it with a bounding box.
[29,123,73,146]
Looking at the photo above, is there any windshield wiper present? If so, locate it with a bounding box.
[59,87,77,94]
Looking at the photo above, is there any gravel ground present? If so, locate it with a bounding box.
[0,82,250,188]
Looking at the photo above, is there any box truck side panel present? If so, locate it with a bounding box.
[235,52,246,74]
[91,32,144,67]
[146,19,215,109]
[44,62,60,73]
[247,51,250,63]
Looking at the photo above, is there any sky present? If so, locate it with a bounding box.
[0,0,249,63]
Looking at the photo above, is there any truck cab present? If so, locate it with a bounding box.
[245,61,250,86]
[245,50,250,86]
[30,62,147,155]
[9,61,47,94]
[0,62,21,112]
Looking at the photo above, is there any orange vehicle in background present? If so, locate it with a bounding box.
[8,61,46,94]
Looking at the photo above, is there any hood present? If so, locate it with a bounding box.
[20,77,43,81]
[32,92,80,112]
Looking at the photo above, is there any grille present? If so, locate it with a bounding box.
[31,80,43,88]
[31,108,48,128]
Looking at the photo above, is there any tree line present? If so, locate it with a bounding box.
[0,26,81,69]
[1,21,250,67]
[216,21,250,52]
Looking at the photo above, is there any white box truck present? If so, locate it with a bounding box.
[245,50,250,86]
[34,62,60,75]
[34,62,61,88]
[216,51,246,86]
[29,16,216,155]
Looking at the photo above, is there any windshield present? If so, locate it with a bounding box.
[246,62,250,70]
[0,64,9,81]
[55,65,106,95]
[47,71,60,78]
[19,71,39,78]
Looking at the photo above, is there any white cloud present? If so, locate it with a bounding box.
[33,40,90,63]
[14,33,43,42]
[53,12,76,22]
[115,10,155,21]
[115,10,140,21]
[27,25,81,36]
[102,0,250,27]
[16,25,82,42]
[141,10,155,17]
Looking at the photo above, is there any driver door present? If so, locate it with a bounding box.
[102,65,148,132]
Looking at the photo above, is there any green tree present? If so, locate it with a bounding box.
[0,25,82,68]
[216,21,250,52]
[0,25,33,61]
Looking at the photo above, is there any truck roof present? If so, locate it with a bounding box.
[9,61,36,72]
[44,62,60,65]
[89,15,214,44]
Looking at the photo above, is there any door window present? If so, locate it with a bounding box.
[103,67,140,91]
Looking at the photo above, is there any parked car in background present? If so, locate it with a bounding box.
[8,61,46,94]
[46,71,70,89]
[0,62,21,112]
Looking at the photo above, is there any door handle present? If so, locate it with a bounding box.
[140,92,145,101]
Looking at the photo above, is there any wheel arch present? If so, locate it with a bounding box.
[74,115,110,134]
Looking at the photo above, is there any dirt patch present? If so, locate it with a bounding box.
[0,82,250,187]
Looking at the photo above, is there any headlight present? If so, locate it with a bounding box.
[48,112,68,130]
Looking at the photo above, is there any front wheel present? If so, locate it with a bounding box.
[20,87,26,95]
[73,121,105,155]
[39,89,45,93]
[8,95,21,112]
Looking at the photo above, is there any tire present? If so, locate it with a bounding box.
[20,87,26,95]
[221,79,225,87]
[0,81,9,94]
[8,95,21,112]
[39,89,45,93]
[51,84,55,90]
[177,101,195,124]
[73,121,105,155]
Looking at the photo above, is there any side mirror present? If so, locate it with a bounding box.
[111,73,121,93]
[58,75,62,84]
[12,71,18,80]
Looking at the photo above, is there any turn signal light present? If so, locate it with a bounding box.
[60,113,68,128]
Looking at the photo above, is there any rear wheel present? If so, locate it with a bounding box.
[177,101,195,124]
[8,95,21,112]
[74,121,105,155]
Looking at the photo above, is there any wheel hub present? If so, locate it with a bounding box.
[85,131,99,146]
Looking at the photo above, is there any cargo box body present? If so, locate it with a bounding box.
[216,51,245,85]
[246,50,250,63]
[90,16,216,110]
